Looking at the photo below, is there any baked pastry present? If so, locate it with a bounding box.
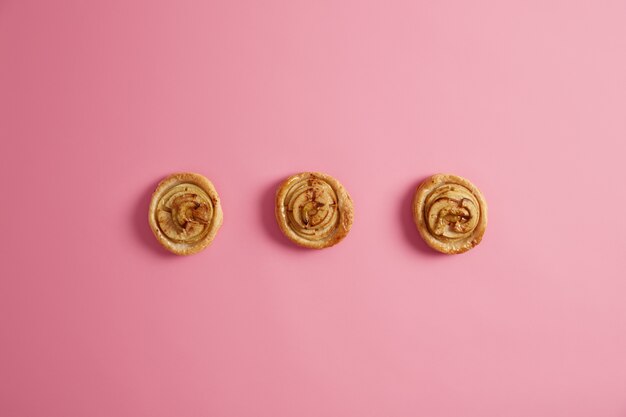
[275,172,353,249]
[412,174,487,254]
[148,173,223,255]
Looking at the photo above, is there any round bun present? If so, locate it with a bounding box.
[413,173,487,254]
[275,172,353,249]
[148,172,223,255]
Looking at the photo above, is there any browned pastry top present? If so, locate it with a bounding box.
[413,174,487,254]
[149,173,223,255]
[275,172,353,249]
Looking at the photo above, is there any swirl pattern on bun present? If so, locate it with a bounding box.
[149,173,223,255]
[413,174,487,254]
[275,172,353,249]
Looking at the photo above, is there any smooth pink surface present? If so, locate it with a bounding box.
[2,1,626,416]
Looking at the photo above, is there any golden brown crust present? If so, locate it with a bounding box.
[148,172,223,255]
[275,172,353,249]
[412,174,487,254]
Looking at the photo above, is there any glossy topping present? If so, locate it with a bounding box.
[276,172,353,249]
[156,183,214,244]
[149,173,223,255]
[413,174,487,254]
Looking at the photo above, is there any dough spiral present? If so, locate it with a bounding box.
[148,173,223,255]
[275,172,353,249]
[413,174,487,254]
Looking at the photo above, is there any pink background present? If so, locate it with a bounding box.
[2,0,626,416]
